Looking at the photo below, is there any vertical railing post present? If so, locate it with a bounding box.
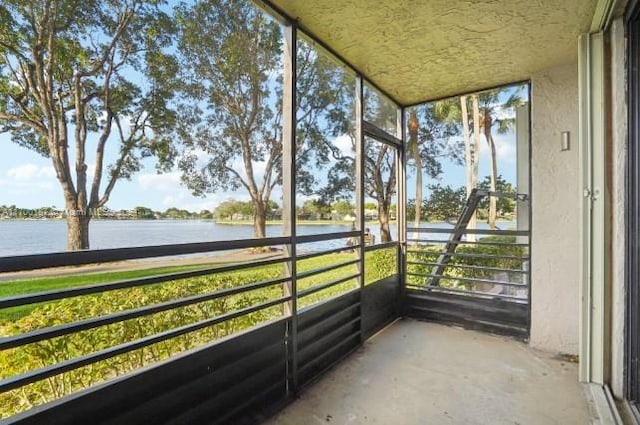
[397,106,407,312]
[355,75,365,343]
[282,22,298,392]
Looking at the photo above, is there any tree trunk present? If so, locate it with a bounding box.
[461,96,476,242]
[379,207,392,243]
[412,142,422,231]
[66,212,90,251]
[470,96,482,241]
[253,200,267,239]
[483,117,498,229]
[487,133,498,229]
[408,112,421,244]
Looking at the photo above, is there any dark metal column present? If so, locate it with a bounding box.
[355,75,365,344]
[398,106,407,307]
[282,22,298,392]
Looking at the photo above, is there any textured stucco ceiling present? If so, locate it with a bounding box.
[268,0,599,105]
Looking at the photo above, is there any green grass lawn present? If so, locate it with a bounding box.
[0,262,244,322]
[0,246,397,323]
[0,248,397,418]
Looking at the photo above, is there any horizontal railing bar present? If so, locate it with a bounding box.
[0,237,291,273]
[297,288,360,315]
[406,284,527,302]
[0,276,290,351]
[298,302,361,335]
[299,329,361,374]
[0,296,290,393]
[364,241,398,252]
[296,231,360,244]
[406,261,528,274]
[298,273,360,299]
[298,317,361,357]
[407,250,528,261]
[296,259,359,280]
[407,272,528,288]
[213,379,286,425]
[407,228,529,236]
[296,245,357,261]
[363,120,402,147]
[407,239,529,247]
[0,255,290,309]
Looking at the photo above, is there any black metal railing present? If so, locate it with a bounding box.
[0,231,402,422]
[406,227,530,302]
[403,226,530,338]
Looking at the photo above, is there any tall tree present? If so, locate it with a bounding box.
[362,89,398,242]
[407,111,421,242]
[430,96,479,238]
[177,0,350,238]
[478,175,517,217]
[176,0,280,239]
[471,95,482,234]
[0,0,178,250]
[364,141,396,242]
[459,95,479,240]
[477,87,524,229]
[424,184,466,222]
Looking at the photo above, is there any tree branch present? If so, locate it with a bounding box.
[95,114,134,208]
[223,165,251,193]
[79,8,133,77]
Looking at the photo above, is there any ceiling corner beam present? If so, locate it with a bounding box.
[252,0,404,107]
[591,0,619,32]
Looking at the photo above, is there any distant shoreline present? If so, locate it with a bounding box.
[214,219,391,226]
[0,218,514,224]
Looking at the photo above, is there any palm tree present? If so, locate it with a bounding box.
[407,111,421,242]
[477,87,524,228]
[406,101,467,241]
[460,95,479,241]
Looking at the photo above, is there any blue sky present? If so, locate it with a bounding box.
[0,119,520,212]
[0,136,220,211]
[0,79,526,212]
[0,2,527,214]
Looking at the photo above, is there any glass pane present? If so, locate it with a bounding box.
[0,0,290,417]
[405,82,530,299]
[0,0,286,257]
[295,35,357,242]
[364,136,398,245]
[364,83,397,136]
[293,35,358,307]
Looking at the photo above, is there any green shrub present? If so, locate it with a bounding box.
[364,247,397,284]
[406,236,527,289]
[0,267,283,418]
[0,250,405,418]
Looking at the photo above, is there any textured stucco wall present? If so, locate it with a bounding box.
[270,0,598,104]
[609,17,627,399]
[530,63,581,355]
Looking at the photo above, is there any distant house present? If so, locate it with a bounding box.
[364,209,378,220]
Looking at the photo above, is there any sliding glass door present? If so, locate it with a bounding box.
[627,0,640,410]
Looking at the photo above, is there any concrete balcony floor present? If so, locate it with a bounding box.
[266,319,595,425]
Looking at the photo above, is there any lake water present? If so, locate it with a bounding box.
[0,219,513,257]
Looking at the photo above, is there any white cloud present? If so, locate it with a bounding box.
[138,171,183,192]
[477,134,517,164]
[0,164,57,194]
[7,164,56,181]
[333,134,354,157]
[137,170,258,212]
[296,193,320,205]
[493,105,516,121]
